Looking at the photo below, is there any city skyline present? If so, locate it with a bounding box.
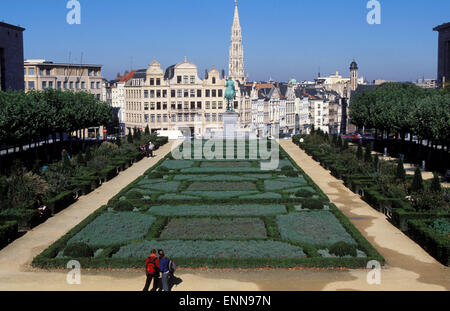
[1,0,449,82]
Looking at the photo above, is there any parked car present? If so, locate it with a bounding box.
[342,132,362,142]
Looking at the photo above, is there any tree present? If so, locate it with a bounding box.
[411,166,424,193]
[356,143,363,160]
[145,125,150,136]
[127,130,133,144]
[343,140,349,150]
[337,136,343,149]
[430,172,442,193]
[373,154,379,171]
[364,144,372,163]
[396,158,406,181]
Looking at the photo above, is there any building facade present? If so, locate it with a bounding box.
[229,0,245,83]
[23,59,104,99]
[0,22,25,91]
[433,22,450,86]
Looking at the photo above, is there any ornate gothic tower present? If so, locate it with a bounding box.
[350,60,359,91]
[228,0,245,83]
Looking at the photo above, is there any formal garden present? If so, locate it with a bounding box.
[0,89,169,250]
[292,84,450,266]
[32,140,384,269]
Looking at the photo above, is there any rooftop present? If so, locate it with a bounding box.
[0,21,25,32]
[433,22,450,32]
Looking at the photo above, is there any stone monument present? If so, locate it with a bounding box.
[223,78,240,139]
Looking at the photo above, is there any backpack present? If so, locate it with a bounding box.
[146,257,157,275]
[168,259,177,274]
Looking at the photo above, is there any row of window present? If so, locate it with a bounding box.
[25,68,100,77]
[127,101,228,111]
[26,81,101,90]
[127,113,224,123]
[127,89,224,99]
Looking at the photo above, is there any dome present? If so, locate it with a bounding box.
[289,78,297,84]
[350,61,358,70]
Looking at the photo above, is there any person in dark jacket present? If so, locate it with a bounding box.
[143,249,160,291]
[159,250,170,291]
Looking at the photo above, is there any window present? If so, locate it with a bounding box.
[190,89,195,97]
[171,102,176,110]
[156,78,161,86]
[163,90,167,98]
[144,90,149,98]
[151,115,155,122]
[183,76,188,84]
[212,90,217,97]
[184,89,189,97]
[177,102,182,110]
[218,113,223,121]
[157,115,161,122]
[212,77,216,84]
[177,90,182,98]
[163,102,167,110]
[144,103,149,111]
[171,114,176,122]
[88,69,93,76]
[171,90,176,97]
[205,90,210,97]
[28,68,35,75]
[57,81,62,89]
[156,90,161,98]
[218,90,223,97]
[150,90,155,98]
[212,101,217,109]
[205,114,210,122]
[91,82,94,89]
[197,89,202,97]
[190,101,195,109]
[206,101,210,109]
[184,114,189,121]
[46,69,51,76]
[163,114,168,122]
[190,76,195,84]
[177,76,182,84]
[49,81,53,88]
[28,81,35,89]
[212,114,217,122]
[63,82,67,89]
[197,102,202,109]
[218,101,223,109]
[191,114,195,121]
[42,81,47,89]
[184,102,189,110]
[96,82,100,89]
[70,82,74,89]
[150,78,155,86]
[39,69,44,76]
[76,82,80,89]
[81,82,85,89]
[178,114,182,122]
[150,103,155,110]
[144,114,149,123]
[157,102,161,110]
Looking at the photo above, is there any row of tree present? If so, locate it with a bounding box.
[0,89,114,149]
[349,83,450,149]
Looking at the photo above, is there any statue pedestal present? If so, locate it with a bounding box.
[223,112,240,139]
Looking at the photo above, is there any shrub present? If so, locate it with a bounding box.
[329,242,357,257]
[148,171,164,179]
[430,219,450,237]
[285,170,299,177]
[156,166,170,173]
[430,172,442,193]
[295,190,314,198]
[373,154,379,170]
[343,140,349,150]
[126,191,144,200]
[337,136,343,149]
[47,190,76,214]
[63,242,94,258]
[364,145,372,163]
[408,190,444,212]
[396,158,406,181]
[114,200,133,212]
[302,199,325,209]
[411,166,424,193]
[356,143,363,160]
[0,221,18,247]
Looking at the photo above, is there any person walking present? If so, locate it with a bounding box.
[143,249,160,291]
[149,142,155,157]
[158,250,170,291]
[145,143,150,158]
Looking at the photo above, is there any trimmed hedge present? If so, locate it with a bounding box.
[0,221,18,248]
[407,218,450,266]
[0,209,41,230]
[47,190,76,215]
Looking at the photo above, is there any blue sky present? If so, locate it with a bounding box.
[1,0,448,82]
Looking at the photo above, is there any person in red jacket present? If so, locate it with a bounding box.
[143,249,160,291]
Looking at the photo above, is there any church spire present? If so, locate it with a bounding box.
[228,0,245,82]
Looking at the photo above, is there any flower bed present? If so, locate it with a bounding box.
[200,161,253,168]
[160,218,267,240]
[67,212,156,246]
[148,204,287,216]
[187,181,256,191]
[112,240,306,259]
[277,211,356,245]
[160,159,195,170]
[182,190,258,199]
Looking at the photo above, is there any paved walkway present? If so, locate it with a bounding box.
[0,140,448,291]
